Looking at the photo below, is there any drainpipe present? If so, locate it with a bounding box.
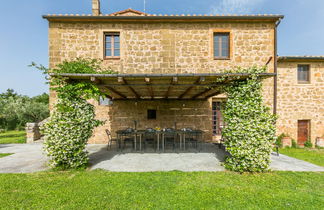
[273,18,282,115]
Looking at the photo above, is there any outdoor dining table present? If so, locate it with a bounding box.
[116,129,161,151]
[116,129,204,152]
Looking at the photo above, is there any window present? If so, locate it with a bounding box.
[147,109,156,120]
[104,33,120,58]
[212,102,224,135]
[99,96,113,106]
[297,65,310,83]
[214,33,230,59]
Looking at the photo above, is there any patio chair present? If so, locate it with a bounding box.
[105,129,118,150]
[163,128,176,151]
[144,128,156,151]
[183,128,199,150]
[122,128,135,151]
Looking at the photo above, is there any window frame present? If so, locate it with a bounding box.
[297,64,311,84]
[104,32,120,60]
[213,32,231,60]
[212,101,224,135]
[98,96,112,106]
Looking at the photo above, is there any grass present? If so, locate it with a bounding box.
[0,153,12,158]
[279,148,324,167]
[0,170,323,209]
[0,130,26,144]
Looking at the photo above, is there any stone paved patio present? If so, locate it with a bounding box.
[0,143,323,173]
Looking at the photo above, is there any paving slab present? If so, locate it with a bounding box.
[270,153,324,171]
[0,144,48,173]
[1,144,323,173]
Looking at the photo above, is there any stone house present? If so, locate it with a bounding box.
[42,0,324,146]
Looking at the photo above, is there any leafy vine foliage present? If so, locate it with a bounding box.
[32,58,116,169]
[220,67,277,172]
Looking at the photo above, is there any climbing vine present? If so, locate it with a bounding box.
[32,58,116,169]
[219,66,277,172]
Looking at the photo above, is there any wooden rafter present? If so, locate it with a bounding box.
[165,77,178,99]
[192,88,213,99]
[178,77,205,99]
[145,78,154,99]
[204,91,221,99]
[90,77,115,99]
[118,77,140,99]
[105,86,127,99]
[90,76,101,84]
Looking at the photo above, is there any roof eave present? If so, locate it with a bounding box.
[42,15,284,22]
[278,56,324,62]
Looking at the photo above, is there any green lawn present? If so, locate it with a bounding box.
[0,153,12,158]
[279,148,324,167]
[0,170,323,209]
[0,130,26,144]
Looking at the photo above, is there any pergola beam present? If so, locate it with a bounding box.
[192,88,213,99]
[90,76,113,99]
[105,87,127,99]
[118,77,140,99]
[165,77,178,99]
[145,78,154,99]
[90,76,101,84]
[204,91,221,99]
[178,77,205,99]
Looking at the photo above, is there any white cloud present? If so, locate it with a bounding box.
[210,0,266,14]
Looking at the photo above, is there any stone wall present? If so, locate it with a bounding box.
[26,123,41,143]
[48,20,276,144]
[277,61,324,144]
[48,21,275,72]
[88,99,213,144]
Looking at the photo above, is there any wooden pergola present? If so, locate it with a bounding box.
[51,73,275,100]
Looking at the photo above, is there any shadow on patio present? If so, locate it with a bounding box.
[87,143,227,172]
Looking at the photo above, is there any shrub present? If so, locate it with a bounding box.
[32,58,116,169]
[304,140,313,148]
[221,67,277,172]
[41,98,103,169]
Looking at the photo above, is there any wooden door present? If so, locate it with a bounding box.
[297,120,310,145]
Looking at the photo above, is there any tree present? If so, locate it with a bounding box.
[0,91,49,130]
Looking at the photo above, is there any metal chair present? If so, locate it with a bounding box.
[122,128,135,151]
[183,128,199,150]
[144,128,156,151]
[163,128,176,151]
[105,129,118,150]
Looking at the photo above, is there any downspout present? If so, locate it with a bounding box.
[273,18,282,115]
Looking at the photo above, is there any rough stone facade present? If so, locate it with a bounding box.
[277,60,324,145]
[49,22,275,73]
[47,14,277,144]
[26,123,41,143]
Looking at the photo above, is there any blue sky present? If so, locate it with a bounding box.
[0,0,323,96]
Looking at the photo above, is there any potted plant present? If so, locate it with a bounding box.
[315,135,324,148]
[279,133,292,148]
